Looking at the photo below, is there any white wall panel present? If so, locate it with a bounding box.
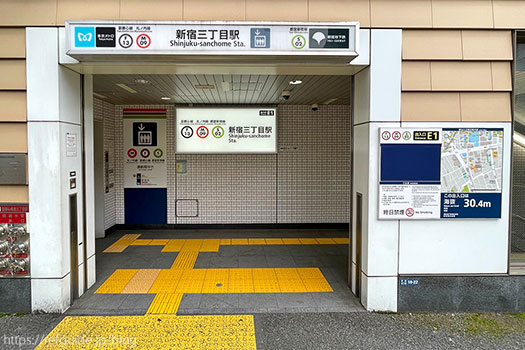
[361,275,398,312]
[399,122,511,274]
[26,27,60,122]
[31,276,71,313]
[369,29,402,122]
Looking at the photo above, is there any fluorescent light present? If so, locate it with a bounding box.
[195,84,215,89]
[134,79,150,84]
[116,83,137,93]
[514,132,525,147]
[289,80,302,85]
[161,96,172,100]
[322,98,338,105]
[93,92,106,99]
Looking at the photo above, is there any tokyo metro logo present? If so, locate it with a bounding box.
[75,27,95,47]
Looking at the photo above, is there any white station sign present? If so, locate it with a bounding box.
[176,108,276,154]
[65,21,358,60]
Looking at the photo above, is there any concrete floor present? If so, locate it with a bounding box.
[67,229,363,315]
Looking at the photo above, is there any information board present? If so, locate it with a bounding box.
[123,108,167,188]
[379,128,442,220]
[379,128,504,220]
[176,108,277,154]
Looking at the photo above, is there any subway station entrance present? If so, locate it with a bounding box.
[70,70,361,315]
[43,21,371,316]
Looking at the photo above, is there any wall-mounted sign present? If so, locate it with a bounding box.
[123,108,167,188]
[379,128,504,220]
[379,128,442,220]
[65,21,358,63]
[66,133,77,157]
[440,128,503,218]
[176,108,277,154]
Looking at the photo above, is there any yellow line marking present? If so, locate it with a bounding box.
[220,238,232,245]
[35,315,257,349]
[315,238,336,244]
[333,237,350,244]
[161,239,185,252]
[121,269,161,294]
[95,269,138,294]
[299,238,318,245]
[130,239,152,246]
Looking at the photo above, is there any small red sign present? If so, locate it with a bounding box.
[128,148,138,158]
[392,131,402,141]
[197,126,209,139]
[140,149,151,158]
[0,213,27,224]
[406,208,415,217]
[137,34,151,48]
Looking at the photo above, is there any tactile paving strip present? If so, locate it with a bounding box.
[104,235,349,254]
[147,293,184,314]
[121,269,161,294]
[96,269,138,294]
[35,315,257,350]
[171,251,199,270]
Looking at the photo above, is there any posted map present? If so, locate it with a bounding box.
[441,129,503,193]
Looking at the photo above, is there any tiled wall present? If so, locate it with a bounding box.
[102,103,351,226]
[94,99,117,230]
[512,142,525,253]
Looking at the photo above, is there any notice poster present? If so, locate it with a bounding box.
[378,129,442,220]
[123,108,167,188]
[176,108,277,154]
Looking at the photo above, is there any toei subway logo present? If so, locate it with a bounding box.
[75,27,95,47]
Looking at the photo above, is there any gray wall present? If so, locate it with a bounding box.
[94,100,351,225]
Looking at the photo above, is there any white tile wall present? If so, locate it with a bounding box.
[101,103,351,226]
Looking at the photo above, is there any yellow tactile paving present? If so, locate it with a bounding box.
[332,237,350,244]
[104,236,348,253]
[281,238,301,245]
[103,234,141,253]
[147,293,184,314]
[161,239,186,252]
[121,269,161,294]
[315,238,336,245]
[220,238,232,245]
[149,239,169,246]
[200,239,221,252]
[130,239,152,246]
[265,238,284,245]
[299,238,318,245]
[171,251,199,269]
[96,269,138,294]
[248,238,266,245]
[101,267,332,298]
[231,238,249,245]
[35,315,257,350]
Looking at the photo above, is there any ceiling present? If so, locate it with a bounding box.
[93,74,351,105]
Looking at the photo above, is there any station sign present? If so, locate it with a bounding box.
[176,108,276,154]
[65,21,359,61]
[379,128,504,220]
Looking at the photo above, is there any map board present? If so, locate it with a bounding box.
[379,128,503,220]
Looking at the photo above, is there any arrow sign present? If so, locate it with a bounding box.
[138,123,145,131]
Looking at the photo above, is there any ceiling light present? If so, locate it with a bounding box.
[322,98,338,105]
[161,96,172,100]
[514,132,525,147]
[93,92,107,99]
[116,83,137,93]
[134,79,150,84]
[195,84,215,89]
[289,80,302,85]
